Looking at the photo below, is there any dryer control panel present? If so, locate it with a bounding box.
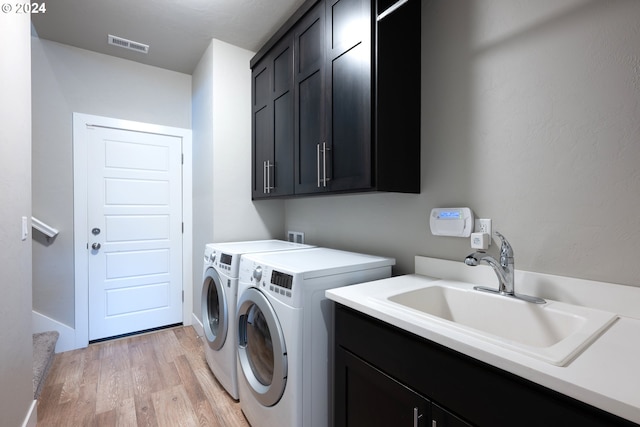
[271,270,293,290]
[239,259,299,305]
[269,270,294,299]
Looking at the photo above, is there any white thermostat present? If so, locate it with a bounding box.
[430,207,474,237]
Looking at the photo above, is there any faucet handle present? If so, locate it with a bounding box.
[495,231,513,258]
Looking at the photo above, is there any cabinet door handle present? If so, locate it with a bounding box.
[322,142,331,187]
[413,407,423,427]
[263,160,268,193]
[268,161,274,192]
[267,160,271,193]
[266,160,270,193]
[317,142,331,188]
[264,160,274,193]
[316,144,321,188]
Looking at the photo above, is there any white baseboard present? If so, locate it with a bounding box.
[21,400,37,427]
[32,310,77,352]
[191,312,204,338]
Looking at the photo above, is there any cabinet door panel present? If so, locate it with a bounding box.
[330,0,364,49]
[331,42,370,189]
[327,0,372,192]
[272,41,294,196]
[336,348,430,427]
[298,16,324,77]
[252,36,294,199]
[297,71,323,191]
[254,65,269,109]
[273,92,294,194]
[252,62,272,198]
[253,108,270,195]
[294,2,326,194]
[273,45,292,95]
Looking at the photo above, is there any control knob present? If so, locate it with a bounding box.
[253,266,263,282]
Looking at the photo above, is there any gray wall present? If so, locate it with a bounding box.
[29,0,640,338]
[192,39,285,323]
[284,0,640,287]
[1,13,34,427]
[31,39,192,327]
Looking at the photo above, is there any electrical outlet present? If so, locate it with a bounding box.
[476,219,492,246]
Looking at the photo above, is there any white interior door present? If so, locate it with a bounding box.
[87,125,183,341]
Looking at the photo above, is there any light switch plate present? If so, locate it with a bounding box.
[21,216,28,241]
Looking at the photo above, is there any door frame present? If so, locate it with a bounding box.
[72,112,193,349]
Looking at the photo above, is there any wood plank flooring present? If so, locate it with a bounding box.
[37,326,250,427]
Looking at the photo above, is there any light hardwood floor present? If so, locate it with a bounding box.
[37,326,250,427]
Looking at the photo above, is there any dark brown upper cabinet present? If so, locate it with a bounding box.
[251,0,420,199]
[251,35,295,198]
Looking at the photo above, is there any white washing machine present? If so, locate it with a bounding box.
[236,247,395,427]
[201,240,312,400]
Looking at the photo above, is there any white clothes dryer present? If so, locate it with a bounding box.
[201,240,312,400]
[236,247,395,427]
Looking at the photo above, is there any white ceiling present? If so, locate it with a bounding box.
[31,0,307,74]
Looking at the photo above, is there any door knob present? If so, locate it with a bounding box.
[92,243,101,250]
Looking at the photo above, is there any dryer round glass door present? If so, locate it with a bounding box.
[201,267,228,350]
[237,287,287,407]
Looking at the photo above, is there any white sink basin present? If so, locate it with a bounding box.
[376,280,618,366]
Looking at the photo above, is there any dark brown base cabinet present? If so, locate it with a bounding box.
[251,0,420,199]
[334,305,638,427]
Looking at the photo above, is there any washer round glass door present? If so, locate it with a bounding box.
[201,267,228,350]
[237,287,287,407]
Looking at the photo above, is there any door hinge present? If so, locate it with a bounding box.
[182,290,184,302]
[181,153,184,164]
[182,222,184,233]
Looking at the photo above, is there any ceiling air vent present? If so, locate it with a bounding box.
[108,34,149,54]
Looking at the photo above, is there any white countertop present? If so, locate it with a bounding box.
[325,256,640,425]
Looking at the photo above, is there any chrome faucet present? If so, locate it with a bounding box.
[464,231,546,304]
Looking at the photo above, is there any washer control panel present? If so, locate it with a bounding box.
[203,245,237,276]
